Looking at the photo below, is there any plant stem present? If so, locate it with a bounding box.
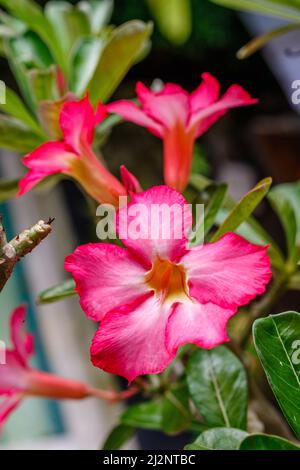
[88,385,141,402]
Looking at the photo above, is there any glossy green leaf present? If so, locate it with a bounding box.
[0,0,65,70]
[253,312,300,439]
[88,20,153,104]
[121,400,163,431]
[147,0,192,45]
[240,433,300,450]
[0,86,40,132]
[0,115,44,151]
[268,182,300,263]
[161,383,192,435]
[79,0,114,34]
[201,183,228,240]
[102,424,135,451]
[0,178,19,202]
[37,279,76,305]
[210,177,272,242]
[185,428,247,450]
[69,37,105,96]
[5,32,53,111]
[187,346,248,429]
[211,0,300,22]
[45,1,90,60]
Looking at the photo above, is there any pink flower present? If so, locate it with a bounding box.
[0,306,94,430]
[18,96,132,206]
[106,73,257,192]
[65,186,271,383]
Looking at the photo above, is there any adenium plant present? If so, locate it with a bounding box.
[0,0,299,453]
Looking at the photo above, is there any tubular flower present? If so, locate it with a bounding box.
[18,96,128,206]
[0,306,139,430]
[65,186,271,383]
[0,306,93,429]
[106,73,257,192]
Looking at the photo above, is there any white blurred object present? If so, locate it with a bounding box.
[240,12,300,113]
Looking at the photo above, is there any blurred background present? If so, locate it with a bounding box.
[0,0,300,449]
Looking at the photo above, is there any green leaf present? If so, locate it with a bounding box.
[45,1,90,60]
[0,114,44,151]
[253,312,300,439]
[79,0,114,34]
[237,23,300,60]
[69,37,105,96]
[102,424,135,451]
[147,0,192,45]
[0,86,40,132]
[268,182,300,263]
[37,279,76,305]
[211,0,300,22]
[210,177,272,242]
[0,178,19,202]
[240,433,300,450]
[288,271,300,291]
[187,346,248,429]
[121,400,163,430]
[185,428,247,450]
[0,0,66,71]
[88,20,153,104]
[27,66,58,104]
[161,383,192,435]
[5,31,53,111]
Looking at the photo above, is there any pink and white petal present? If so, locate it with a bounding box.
[117,186,192,267]
[190,73,220,114]
[0,351,29,393]
[120,165,142,194]
[190,84,258,137]
[0,394,23,431]
[136,81,190,130]
[91,295,175,382]
[65,243,149,322]
[10,306,34,366]
[60,96,106,153]
[18,142,76,196]
[182,233,272,310]
[106,100,163,137]
[166,300,236,353]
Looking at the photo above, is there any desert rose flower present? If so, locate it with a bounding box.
[65,186,271,383]
[106,73,257,192]
[18,96,130,206]
[0,306,139,429]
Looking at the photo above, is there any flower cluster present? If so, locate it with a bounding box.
[1,72,272,428]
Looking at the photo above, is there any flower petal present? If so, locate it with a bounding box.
[0,394,22,431]
[182,233,272,310]
[120,165,142,194]
[91,295,175,382]
[10,305,34,366]
[190,84,258,137]
[60,95,106,154]
[190,72,220,113]
[106,100,163,137]
[163,124,196,192]
[65,243,149,321]
[136,81,190,130]
[117,186,192,267]
[18,142,75,196]
[166,300,236,352]
[0,351,29,393]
